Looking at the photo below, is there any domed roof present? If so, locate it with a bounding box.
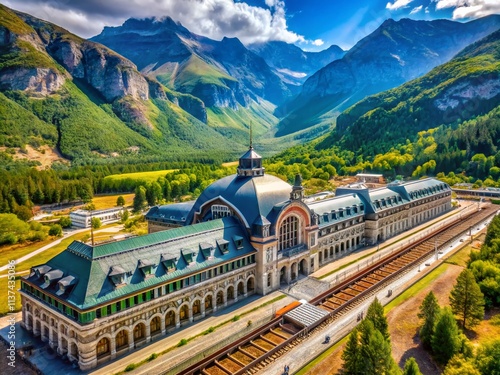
[187,173,292,228]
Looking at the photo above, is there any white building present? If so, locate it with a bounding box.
[70,207,124,228]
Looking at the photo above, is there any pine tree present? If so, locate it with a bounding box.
[417,291,440,349]
[450,269,485,329]
[365,297,390,341]
[403,357,422,375]
[358,320,400,375]
[431,307,461,365]
[341,325,362,375]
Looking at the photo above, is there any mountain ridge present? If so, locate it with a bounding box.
[276,15,500,137]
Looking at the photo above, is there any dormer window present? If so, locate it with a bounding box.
[42,269,63,289]
[161,254,177,273]
[56,275,77,296]
[138,260,154,279]
[200,243,215,260]
[32,265,52,280]
[217,239,230,253]
[109,266,127,287]
[181,249,196,266]
[233,235,244,249]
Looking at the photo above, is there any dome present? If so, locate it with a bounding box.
[187,173,292,228]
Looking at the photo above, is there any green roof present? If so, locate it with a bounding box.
[24,217,255,310]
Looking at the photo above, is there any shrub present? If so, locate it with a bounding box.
[177,338,188,347]
[49,224,63,237]
[147,353,158,362]
[232,315,240,322]
[28,231,47,241]
[59,216,72,228]
[125,363,137,372]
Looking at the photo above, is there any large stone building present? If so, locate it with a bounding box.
[20,146,452,370]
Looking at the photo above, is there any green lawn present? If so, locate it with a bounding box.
[103,169,175,184]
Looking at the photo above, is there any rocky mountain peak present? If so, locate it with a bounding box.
[99,16,190,38]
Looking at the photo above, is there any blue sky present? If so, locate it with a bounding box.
[3,0,499,50]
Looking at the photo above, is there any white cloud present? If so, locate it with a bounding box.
[410,5,423,14]
[311,39,324,46]
[4,0,307,45]
[425,6,430,13]
[434,0,500,19]
[386,0,414,11]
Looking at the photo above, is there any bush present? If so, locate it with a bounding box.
[147,353,158,362]
[49,224,63,237]
[177,338,188,347]
[28,231,47,241]
[29,221,43,231]
[232,315,240,322]
[59,216,72,228]
[1,233,18,245]
[125,363,137,372]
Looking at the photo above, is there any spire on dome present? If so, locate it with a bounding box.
[237,125,265,177]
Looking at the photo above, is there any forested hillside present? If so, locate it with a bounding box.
[325,29,500,157]
[0,5,243,164]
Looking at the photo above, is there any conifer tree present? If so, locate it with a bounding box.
[358,320,400,375]
[403,357,422,375]
[417,291,440,349]
[365,297,390,341]
[431,307,461,365]
[450,269,485,329]
[341,325,362,375]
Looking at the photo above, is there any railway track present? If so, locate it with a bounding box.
[177,205,496,375]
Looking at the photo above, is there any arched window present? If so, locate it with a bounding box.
[96,337,110,357]
[133,323,145,340]
[278,216,299,251]
[116,330,128,349]
[150,317,161,334]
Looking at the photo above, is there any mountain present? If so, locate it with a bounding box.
[318,28,500,156]
[276,15,500,137]
[90,18,293,133]
[248,41,346,86]
[0,5,241,162]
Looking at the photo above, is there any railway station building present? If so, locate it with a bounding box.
[20,146,452,370]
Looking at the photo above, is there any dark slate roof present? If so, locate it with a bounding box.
[145,201,195,224]
[239,148,262,160]
[334,178,449,214]
[307,194,365,228]
[187,173,292,228]
[24,217,256,310]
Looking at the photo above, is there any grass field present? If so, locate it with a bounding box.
[102,169,175,184]
[91,193,134,210]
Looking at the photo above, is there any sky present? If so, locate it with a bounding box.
[3,0,500,50]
